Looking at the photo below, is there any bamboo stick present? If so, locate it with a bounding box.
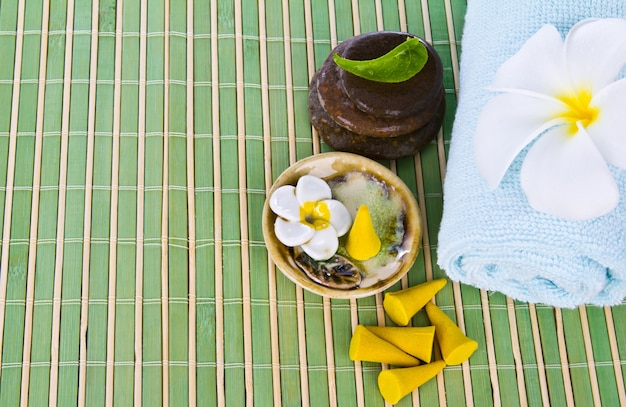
[303,0,319,153]
[20,0,50,403]
[186,0,197,402]
[49,0,74,404]
[323,297,337,407]
[555,308,575,405]
[233,0,253,404]
[528,303,551,406]
[161,0,171,404]
[77,0,100,404]
[506,298,528,407]
[579,306,602,406]
[257,1,282,405]
[210,0,224,404]
[134,0,148,404]
[0,0,26,376]
[604,307,626,406]
[104,1,125,405]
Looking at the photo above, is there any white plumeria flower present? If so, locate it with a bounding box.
[269,175,352,260]
[474,18,626,220]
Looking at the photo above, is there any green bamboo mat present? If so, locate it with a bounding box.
[0,0,625,406]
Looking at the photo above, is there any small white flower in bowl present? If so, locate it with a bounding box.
[269,175,352,261]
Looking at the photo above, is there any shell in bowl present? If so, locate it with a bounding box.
[262,152,422,299]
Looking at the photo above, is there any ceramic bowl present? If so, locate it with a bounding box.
[262,152,422,299]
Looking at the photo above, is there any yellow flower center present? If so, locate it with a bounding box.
[300,201,331,230]
[556,89,599,135]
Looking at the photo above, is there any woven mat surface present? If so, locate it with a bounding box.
[1,0,625,405]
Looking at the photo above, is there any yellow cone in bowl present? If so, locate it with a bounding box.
[349,325,419,367]
[345,204,381,261]
[365,325,436,363]
[383,278,447,326]
[378,360,446,404]
[425,302,478,365]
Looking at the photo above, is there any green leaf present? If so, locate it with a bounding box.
[333,37,429,83]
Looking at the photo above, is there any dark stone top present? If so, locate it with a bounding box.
[308,31,446,159]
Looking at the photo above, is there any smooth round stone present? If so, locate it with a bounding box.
[340,32,444,120]
[309,31,445,160]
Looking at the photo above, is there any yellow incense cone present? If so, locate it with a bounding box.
[365,325,436,363]
[349,325,420,367]
[378,360,446,404]
[425,302,478,365]
[383,278,447,326]
[345,205,381,261]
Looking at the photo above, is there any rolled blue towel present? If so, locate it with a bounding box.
[437,0,626,308]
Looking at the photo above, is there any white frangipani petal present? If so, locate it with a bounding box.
[520,126,619,220]
[269,185,301,221]
[587,78,626,170]
[301,226,339,261]
[565,18,626,93]
[489,24,569,96]
[270,174,353,259]
[325,199,352,236]
[475,18,626,219]
[474,92,566,188]
[296,174,332,204]
[274,217,315,247]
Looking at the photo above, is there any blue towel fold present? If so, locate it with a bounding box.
[437,0,626,308]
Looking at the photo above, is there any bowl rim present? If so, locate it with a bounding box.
[262,151,422,299]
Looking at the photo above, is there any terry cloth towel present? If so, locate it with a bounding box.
[437,0,626,308]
